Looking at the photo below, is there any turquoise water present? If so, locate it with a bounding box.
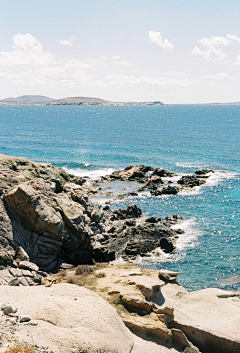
[0,104,239,291]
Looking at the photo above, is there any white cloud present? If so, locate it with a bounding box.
[59,35,76,46]
[192,34,240,63]
[0,33,196,91]
[204,73,230,80]
[149,31,174,50]
[97,55,133,66]
[106,74,195,86]
[0,33,54,66]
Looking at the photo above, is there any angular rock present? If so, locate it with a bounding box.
[177,175,205,187]
[151,186,179,196]
[0,269,14,283]
[19,261,39,272]
[127,275,165,300]
[121,294,153,313]
[152,168,177,178]
[9,267,22,277]
[15,246,30,262]
[158,269,180,282]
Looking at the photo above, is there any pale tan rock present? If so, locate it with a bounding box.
[158,269,180,282]
[127,275,165,300]
[122,314,173,346]
[0,283,134,353]
[122,294,153,313]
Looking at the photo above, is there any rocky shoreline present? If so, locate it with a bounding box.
[0,154,189,279]
[0,154,239,353]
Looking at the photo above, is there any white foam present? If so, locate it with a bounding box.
[178,170,236,196]
[175,162,209,169]
[63,167,115,181]
[137,218,201,265]
[204,170,236,187]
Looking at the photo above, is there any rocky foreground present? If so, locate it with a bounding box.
[0,266,240,353]
[0,154,239,353]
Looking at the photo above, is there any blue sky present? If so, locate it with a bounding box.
[0,0,240,103]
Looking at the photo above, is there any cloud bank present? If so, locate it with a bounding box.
[192,34,240,63]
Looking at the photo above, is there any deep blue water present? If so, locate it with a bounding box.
[0,104,239,291]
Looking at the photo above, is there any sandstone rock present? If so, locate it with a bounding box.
[123,315,173,346]
[127,275,165,300]
[121,294,153,313]
[0,283,134,353]
[158,269,180,282]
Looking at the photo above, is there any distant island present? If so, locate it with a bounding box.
[0,95,164,106]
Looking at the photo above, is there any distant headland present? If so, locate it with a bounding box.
[0,95,164,106]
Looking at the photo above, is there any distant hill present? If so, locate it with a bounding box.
[46,96,164,106]
[0,95,164,106]
[0,95,54,105]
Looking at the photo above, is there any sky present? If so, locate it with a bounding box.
[0,0,240,104]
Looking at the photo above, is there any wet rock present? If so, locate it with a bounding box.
[194,169,213,176]
[151,186,179,196]
[145,217,161,224]
[152,168,177,178]
[177,175,205,187]
[108,165,152,182]
[139,176,164,191]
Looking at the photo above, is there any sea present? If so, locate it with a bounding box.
[0,104,239,291]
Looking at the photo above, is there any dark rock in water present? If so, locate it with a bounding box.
[177,175,205,187]
[139,176,164,191]
[151,186,179,196]
[145,216,161,223]
[91,210,178,262]
[160,238,175,253]
[152,168,177,178]
[194,169,213,177]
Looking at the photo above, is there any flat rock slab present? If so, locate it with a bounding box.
[161,284,240,353]
[127,275,165,299]
[0,283,134,353]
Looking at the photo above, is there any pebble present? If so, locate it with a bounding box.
[20,315,31,323]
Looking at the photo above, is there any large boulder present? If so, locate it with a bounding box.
[2,178,93,271]
[0,283,134,353]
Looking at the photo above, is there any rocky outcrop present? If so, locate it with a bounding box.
[0,155,183,284]
[101,165,214,200]
[177,175,206,187]
[91,206,182,262]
